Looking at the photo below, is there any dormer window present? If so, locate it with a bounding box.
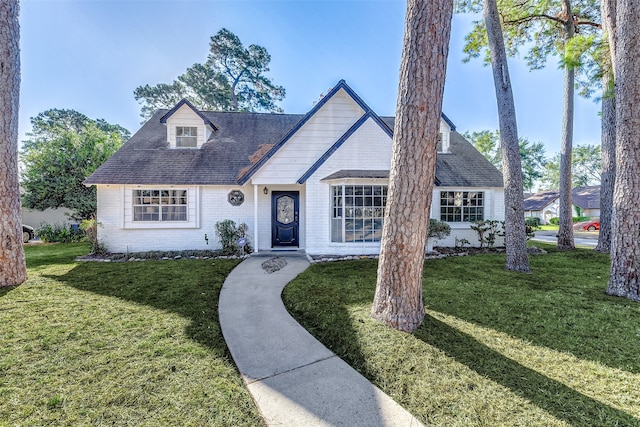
[176,127,198,148]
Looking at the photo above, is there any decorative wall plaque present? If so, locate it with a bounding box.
[228,190,245,206]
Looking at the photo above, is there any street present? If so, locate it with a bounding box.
[531,229,599,248]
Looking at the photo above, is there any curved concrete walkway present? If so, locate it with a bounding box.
[219,254,423,427]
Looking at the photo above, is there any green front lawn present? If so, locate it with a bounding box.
[283,245,640,426]
[0,243,262,426]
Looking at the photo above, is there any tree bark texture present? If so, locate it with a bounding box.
[483,0,530,273]
[595,18,615,253]
[601,0,617,75]
[371,0,453,332]
[0,0,26,287]
[557,0,575,250]
[607,0,640,301]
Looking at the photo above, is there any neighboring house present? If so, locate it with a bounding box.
[524,185,600,224]
[22,206,76,230]
[572,185,600,217]
[85,80,504,255]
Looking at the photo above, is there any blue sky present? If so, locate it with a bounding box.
[19,0,601,157]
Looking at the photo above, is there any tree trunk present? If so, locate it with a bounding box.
[607,0,640,301]
[483,0,530,273]
[0,0,26,288]
[595,13,615,253]
[371,0,453,332]
[557,0,575,250]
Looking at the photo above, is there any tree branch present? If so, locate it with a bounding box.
[503,13,566,26]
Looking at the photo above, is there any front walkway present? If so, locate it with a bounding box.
[218,254,423,426]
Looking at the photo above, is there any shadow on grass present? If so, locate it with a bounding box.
[285,259,640,427]
[415,314,639,427]
[423,248,640,375]
[50,259,240,358]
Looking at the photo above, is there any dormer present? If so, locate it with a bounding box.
[160,99,217,149]
[438,113,456,154]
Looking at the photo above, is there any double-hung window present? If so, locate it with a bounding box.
[176,126,198,147]
[440,191,484,222]
[331,185,387,242]
[133,190,188,222]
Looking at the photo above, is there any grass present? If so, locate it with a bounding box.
[0,243,262,426]
[538,224,559,231]
[283,244,640,426]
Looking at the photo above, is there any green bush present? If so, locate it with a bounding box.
[36,222,84,243]
[214,220,252,255]
[549,217,559,225]
[573,216,591,223]
[428,218,451,240]
[525,217,541,228]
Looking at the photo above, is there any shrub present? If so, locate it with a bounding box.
[215,220,252,255]
[573,216,591,223]
[549,217,559,225]
[80,218,106,254]
[36,222,84,243]
[470,220,505,248]
[428,218,451,241]
[525,217,541,228]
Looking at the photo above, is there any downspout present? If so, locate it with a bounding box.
[253,184,259,253]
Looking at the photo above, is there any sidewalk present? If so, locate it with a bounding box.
[218,254,423,426]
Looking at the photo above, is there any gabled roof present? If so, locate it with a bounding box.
[86,81,502,188]
[159,98,218,131]
[297,111,392,184]
[572,185,600,210]
[237,80,391,184]
[523,190,559,211]
[523,186,601,212]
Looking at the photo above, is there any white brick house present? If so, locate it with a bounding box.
[85,80,504,254]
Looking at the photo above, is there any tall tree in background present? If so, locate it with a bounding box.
[464,130,546,192]
[483,0,530,272]
[607,0,640,301]
[0,0,26,287]
[458,0,601,250]
[21,110,128,220]
[134,28,285,120]
[595,0,616,253]
[539,144,601,189]
[371,0,453,332]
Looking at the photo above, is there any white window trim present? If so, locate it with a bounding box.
[123,186,199,229]
[176,126,198,148]
[331,184,387,244]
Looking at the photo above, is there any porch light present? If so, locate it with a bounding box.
[263,187,269,194]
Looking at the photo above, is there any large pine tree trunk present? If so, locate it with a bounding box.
[557,0,576,250]
[596,0,616,254]
[0,0,27,288]
[483,0,530,273]
[607,0,640,301]
[371,0,453,332]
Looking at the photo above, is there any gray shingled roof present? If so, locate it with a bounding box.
[523,186,601,212]
[523,190,559,211]
[85,110,304,185]
[572,185,600,209]
[86,110,503,188]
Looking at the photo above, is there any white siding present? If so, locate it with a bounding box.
[251,90,365,184]
[166,105,209,149]
[305,118,392,256]
[97,184,256,253]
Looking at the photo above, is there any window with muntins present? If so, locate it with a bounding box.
[331,185,387,242]
[133,190,188,222]
[176,126,198,147]
[440,191,484,222]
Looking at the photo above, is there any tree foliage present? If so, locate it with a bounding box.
[134,28,285,120]
[456,0,602,95]
[539,144,601,189]
[464,130,546,192]
[20,110,128,220]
